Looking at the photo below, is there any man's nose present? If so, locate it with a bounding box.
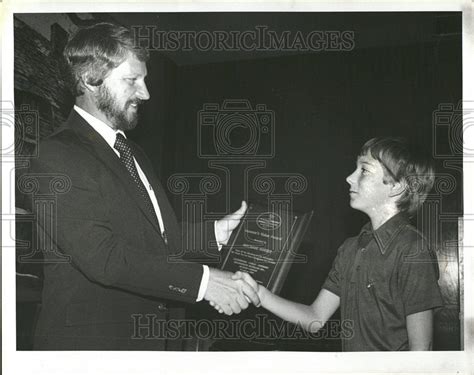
[136,82,150,101]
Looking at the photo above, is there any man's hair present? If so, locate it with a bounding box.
[359,137,435,216]
[63,22,149,96]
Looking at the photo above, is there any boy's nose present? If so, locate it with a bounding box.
[346,172,354,186]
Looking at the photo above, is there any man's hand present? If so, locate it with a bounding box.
[215,201,247,246]
[210,271,262,314]
[204,268,260,315]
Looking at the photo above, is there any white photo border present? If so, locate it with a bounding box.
[2,1,473,374]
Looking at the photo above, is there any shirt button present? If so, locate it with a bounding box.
[356,265,361,271]
[360,247,366,252]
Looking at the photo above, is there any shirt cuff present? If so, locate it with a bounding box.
[196,265,210,302]
[214,220,223,251]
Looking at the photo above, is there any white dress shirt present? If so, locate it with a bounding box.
[74,105,209,301]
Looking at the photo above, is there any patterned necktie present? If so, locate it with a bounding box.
[114,133,161,232]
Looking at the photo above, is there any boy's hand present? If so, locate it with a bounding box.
[232,271,262,307]
[205,268,260,315]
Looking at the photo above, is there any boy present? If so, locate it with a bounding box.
[228,137,443,351]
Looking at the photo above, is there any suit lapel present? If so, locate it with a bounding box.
[131,144,183,252]
[66,111,162,235]
[130,143,177,241]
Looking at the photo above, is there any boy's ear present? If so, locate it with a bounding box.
[389,180,406,198]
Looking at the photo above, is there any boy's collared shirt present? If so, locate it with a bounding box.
[323,212,443,351]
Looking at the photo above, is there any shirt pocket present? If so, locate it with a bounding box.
[366,268,400,317]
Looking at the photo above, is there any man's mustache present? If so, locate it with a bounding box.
[127,99,144,107]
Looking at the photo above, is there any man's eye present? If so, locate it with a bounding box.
[126,78,137,83]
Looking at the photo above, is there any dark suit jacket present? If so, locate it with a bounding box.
[28,110,216,350]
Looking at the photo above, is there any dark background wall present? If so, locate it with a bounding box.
[167,37,460,285]
[137,38,462,350]
[14,12,463,351]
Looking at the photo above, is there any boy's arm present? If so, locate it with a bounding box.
[253,239,347,331]
[398,235,443,351]
[406,309,434,350]
[258,286,340,332]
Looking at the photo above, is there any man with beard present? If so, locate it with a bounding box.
[27,22,259,350]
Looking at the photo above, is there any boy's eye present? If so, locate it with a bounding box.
[361,168,370,175]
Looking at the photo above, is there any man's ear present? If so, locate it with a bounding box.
[81,73,103,93]
[389,180,406,198]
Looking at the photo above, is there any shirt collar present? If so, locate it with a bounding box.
[74,105,126,150]
[359,212,409,254]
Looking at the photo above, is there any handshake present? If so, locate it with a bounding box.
[204,269,262,315]
[204,201,264,315]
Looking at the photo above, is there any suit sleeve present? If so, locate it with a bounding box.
[29,137,204,303]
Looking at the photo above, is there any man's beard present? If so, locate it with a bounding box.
[96,84,141,131]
